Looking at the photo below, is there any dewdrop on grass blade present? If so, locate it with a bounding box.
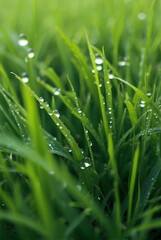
[53,110,60,118]
[18,33,28,46]
[21,72,29,83]
[53,88,61,96]
[96,65,102,71]
[95,58,103,65]
[27,48,35,58]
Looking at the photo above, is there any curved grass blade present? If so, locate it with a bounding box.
[116,111,148,151]
[37,78,105,152]
[87,35,109,145]
[126,93,137,126]
[114,77,161,117]
[139,160,161,212]
[103,47,116,141]
[126,219,161,237]
[92,46,120,78]
[0,212,48,237]
[0,133,112,237]
[58,29,99,105]
[11,72,84,163]
[44,131,74,161]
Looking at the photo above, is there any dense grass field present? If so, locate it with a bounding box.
[0,0,161,239]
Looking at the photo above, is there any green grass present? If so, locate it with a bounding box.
[0,0,161,239]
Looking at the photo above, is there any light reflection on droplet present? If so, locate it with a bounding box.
[97,66,102,71]
[118,61,129,67]
[28,48,35,58]
[53,88,61,96]
[39,97,44,102]
[53,110,60,118]
[18,33,28,46]
[109,74,114,79]
[95,58,103,65]
[21,72,29,83]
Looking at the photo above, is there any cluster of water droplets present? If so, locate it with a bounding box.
[108,107,113,130]
[84,128,93,148]
[18,33,35,83]
[80,157,91,170]
[18,33,35,58]
[91,53,103,73]
[140,100,146,108]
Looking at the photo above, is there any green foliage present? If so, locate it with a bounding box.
[0,0,161,239]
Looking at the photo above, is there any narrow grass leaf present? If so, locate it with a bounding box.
[127,143,139,225]
[11,72,84,163]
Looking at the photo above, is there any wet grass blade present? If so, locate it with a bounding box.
[86,35,109,145]
[11,72,84,163]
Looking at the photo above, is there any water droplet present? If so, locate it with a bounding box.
[84,162,91,168]
[78,109,82,115]
[95,58,103,65]
[39,97,44,102]
[118,61,129,67]
[28,48,35,58]
[96,66,102,71]
[146,92,151,97]
[18,33,28,46]
[109,74,114,79]
[98,196,101,201]
[138,12,146,20]
[140,100,145,108]
[99,84,102,87]
[53,88,61,96]
[69,149,72,153]
[92,69,95,73]
[44,102,49,107]
[53,110,60,118]
[21,72,29,83]
[81,166,85,170]
[80,159,91,169]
